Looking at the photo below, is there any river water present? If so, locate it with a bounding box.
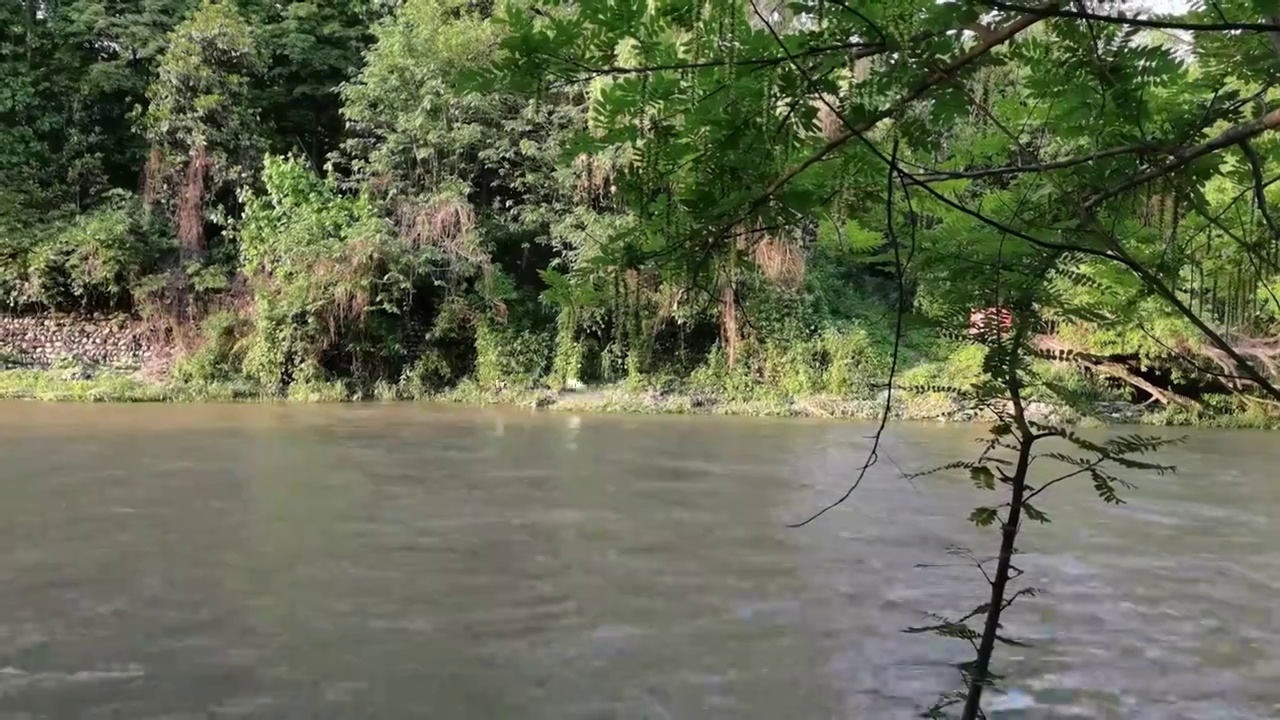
[0,403,1277,719]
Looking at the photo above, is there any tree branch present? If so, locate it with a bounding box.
[849,78,1280,402]
[1084,224,1280,402]
[988,1,1280,33]
[1239,139,1280,242]
[538,40,885,79]
[912,141,1167,184]
[1084,108,1280,212]
[748,4,1054,214]
[788,133,906,527]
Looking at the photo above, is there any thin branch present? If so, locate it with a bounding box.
[536,40,883,79]
[788,135,906,528]
[751,5,911,527]
[826,0,888,44]
[1239,139,1280,242]
[988,1,1280,33]
[1177,176,1280,258]
[1024,458,1104,503]
[961,318,1036,720]
[1133,325,1265,384]
[836,115,1280,406]
[1088,229,1280,402]
[897,167,1121,263]
[1083,108,1280,212]
[910,142,1168,184]
[1188,201,1280,313]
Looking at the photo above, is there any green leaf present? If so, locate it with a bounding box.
[968,506,999,527]
[1022,502,1051,524]
[1252,0,1280,16]
[818,214,883,254]
[970,465,995,490]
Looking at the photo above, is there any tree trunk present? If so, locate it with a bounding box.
[721,252,739,370]
[25,0,38,63]
[721,282,738,370]
[961,343,1033,720]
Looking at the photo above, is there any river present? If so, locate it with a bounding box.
[0,403,1277,719]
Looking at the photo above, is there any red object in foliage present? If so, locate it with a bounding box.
[969,306,1013,336]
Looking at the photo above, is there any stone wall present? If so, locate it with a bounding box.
[0,314,163,368]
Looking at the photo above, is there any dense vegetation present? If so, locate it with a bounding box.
[3,0,1279,425]
[7,0,1280,713]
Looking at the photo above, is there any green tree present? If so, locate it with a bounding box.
[249,0,377,170]
[487,0,1280,715]
[341,0,590,384]
[143,0,262,263]
[237,155,428,393]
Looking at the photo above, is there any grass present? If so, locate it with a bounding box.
[434,381,1092,424]
[0,367,264,403]
[2,364,1275,429]
[0,368,170,402]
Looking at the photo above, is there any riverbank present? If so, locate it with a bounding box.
[439,380,1137,426]
[6,364,1274,429]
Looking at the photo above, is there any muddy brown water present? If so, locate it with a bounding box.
[1,403,1277,719]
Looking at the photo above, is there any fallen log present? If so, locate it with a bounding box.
[1092,361,1201,409]
[1032,334,1202,407]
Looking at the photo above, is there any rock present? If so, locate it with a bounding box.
[1093,401,1143,423]
[0,313,161,370]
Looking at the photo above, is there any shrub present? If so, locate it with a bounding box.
[474,319,551,389]
[171,311,249,383]
[1,192,171,311]
[900,342,988,392]
[398,349,453,398]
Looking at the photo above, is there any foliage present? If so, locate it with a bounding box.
[0,192,171,310]
[170,310,248,383]
[142,0,263,264]
[143,2,262,165]
[482,1,1280,716]
[396,349,454,398]
[4,0,1278,412]
[7,1,1280,710]
[474,317,553,388]
[236,155,448,394]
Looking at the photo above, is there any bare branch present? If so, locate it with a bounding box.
[788,133,906,527]
[1024,458,1104,503]
[744,1,912,528]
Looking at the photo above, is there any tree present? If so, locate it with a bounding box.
[487,0,1280,715]
[341,0,591,385]
[249,0,376,171]
[142,0,262,266]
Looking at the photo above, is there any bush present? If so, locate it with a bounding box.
[474,319,551,389]
[398,349,453,398]
[1,192,171,311]
[286,378,350,402]
[171,311,249,383]
[899,342,988,392]
[548,309,584,390]
[749,322,893,398]
[237,155,451,395]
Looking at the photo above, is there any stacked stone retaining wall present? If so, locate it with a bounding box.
[0,314,163,368]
